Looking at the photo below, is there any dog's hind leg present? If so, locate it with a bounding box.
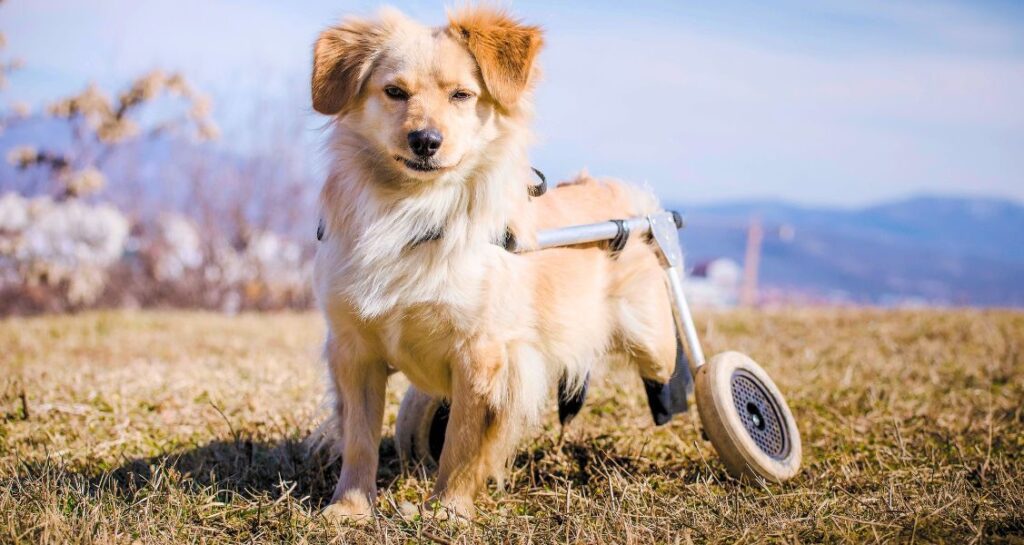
[321,333,389,523]
[612,246,678,384]
[611,244,691,423]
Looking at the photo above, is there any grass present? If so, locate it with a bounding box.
[1,308,1022,544]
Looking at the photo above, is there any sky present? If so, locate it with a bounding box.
[3,0,1023,207]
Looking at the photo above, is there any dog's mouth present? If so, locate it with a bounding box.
[394,155,454,173]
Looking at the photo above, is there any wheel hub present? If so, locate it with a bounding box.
[730,370,789,459]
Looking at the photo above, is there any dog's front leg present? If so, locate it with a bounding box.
[430,341,518,519]
[322,335,388,523]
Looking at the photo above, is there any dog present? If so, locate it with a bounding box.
[311,6,677,520]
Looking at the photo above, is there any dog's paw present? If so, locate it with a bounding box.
[421,495,475,522]
[321,497,374,525]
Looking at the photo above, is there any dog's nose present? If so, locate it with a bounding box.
[408,129,443,158]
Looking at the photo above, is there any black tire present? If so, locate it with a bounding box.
[395,386,447,469]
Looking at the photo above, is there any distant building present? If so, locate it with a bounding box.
[684,257,741,308]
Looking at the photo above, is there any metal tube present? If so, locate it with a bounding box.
[664,265,706,372]
[524,212,707,372]
[532,217,652,250]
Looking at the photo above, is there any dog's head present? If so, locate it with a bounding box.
[312,7,543,181]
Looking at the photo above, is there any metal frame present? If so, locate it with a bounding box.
[515,211,706,373]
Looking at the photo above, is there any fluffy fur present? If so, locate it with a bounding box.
[311,6,676,520]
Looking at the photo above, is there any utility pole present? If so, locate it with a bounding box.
[740,216,763,307]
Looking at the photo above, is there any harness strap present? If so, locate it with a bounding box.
[529,167,547,197]
[608,219,629,255]
[317,167,548,244]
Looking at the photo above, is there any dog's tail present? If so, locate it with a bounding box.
[304,397,343,463]
[620,180,662,218]
[542,171,663,228]
[303,339,344,462]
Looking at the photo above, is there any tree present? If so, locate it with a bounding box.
[6,71,218,199]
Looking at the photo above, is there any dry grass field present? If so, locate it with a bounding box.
[1,309,1022,544]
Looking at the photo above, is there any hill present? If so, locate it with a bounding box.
[677,196,1024,306]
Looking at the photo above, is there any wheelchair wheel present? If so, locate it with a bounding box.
[695,351,801,482]
[395,385,448,469]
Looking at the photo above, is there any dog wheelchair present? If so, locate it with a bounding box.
[395,210,802,482]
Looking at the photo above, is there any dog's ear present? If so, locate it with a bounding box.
[448,8,543,111]
[312,17,390,116]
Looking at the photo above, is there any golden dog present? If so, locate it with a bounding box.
[311,6,676,520]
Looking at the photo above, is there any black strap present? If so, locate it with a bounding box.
[608,219,629,254]
[529,167,547,197]
[501,228,517,251]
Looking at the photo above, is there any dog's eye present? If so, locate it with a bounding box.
[450,89,474,102]
[384,86,409,100]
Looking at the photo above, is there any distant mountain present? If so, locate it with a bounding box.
[674,196,1024,307]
